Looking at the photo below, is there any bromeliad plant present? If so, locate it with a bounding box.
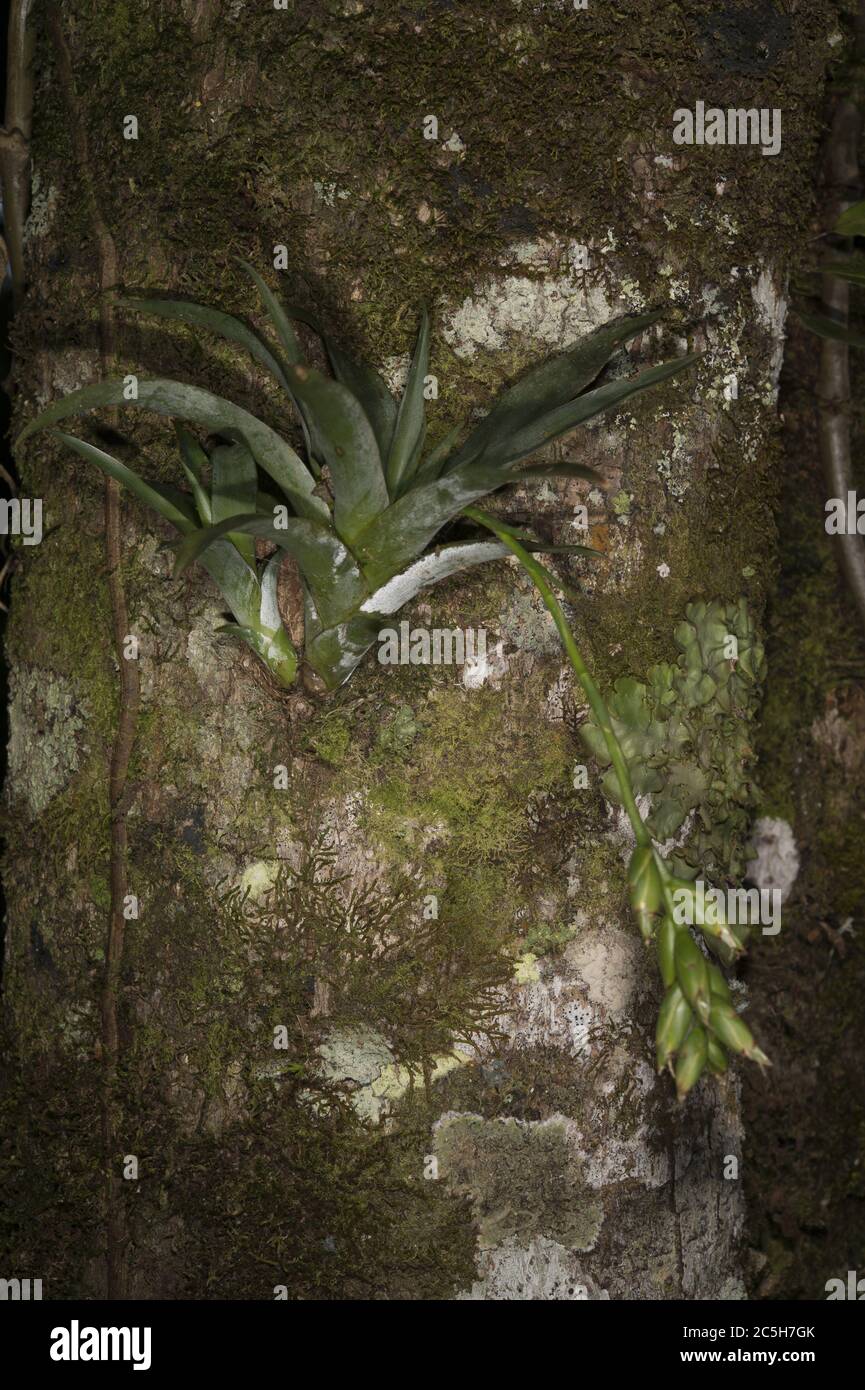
[468,508,771,1100]
[18,263,696,690]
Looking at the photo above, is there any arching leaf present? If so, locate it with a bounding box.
[386,307,429,496]
[283,363,389,543]
[173,511,367,628]
[18,377,329,523]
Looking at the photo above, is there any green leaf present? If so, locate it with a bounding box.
[675,1024,707,1100]
[123,296,291,390]
[258,551,283,632]
[175,426,212,524]
[211,442,258,566]
[646,795,689,842]
[360,540,511,615]
[283,363,389,543]
[198,538,261,630]
[820,255,865,286]
[282,301,399,461]
[482,518,599,557]
[217,621,298,687]
[352,462,501,586]
[656,982,693,1073]
[304,611,386,690]
[326,345,398,462]
[357,352,696,585]
[835,199,865,236]
[463,504,596,608]
[58,432,262,633]
[303,585,322,643]
[796,310,865,349]
[412,421,464,486]
[521,540,599,556]
[675,928,711,1025]
[216,263,322,477]
[173,511,367,629]
[446,310,663,472]
[386,307,430,497]
[18,377,329,523]
[495,353,700,468]
[236,258,303,364]
[52,431,197,533]
[303,538,528,689]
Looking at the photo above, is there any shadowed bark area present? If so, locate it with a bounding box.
[0,0,846,1300]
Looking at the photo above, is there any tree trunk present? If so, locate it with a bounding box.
[1,0,838,1300]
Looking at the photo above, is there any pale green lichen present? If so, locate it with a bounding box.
[238,860,280,900]
[314,1024,474,1122]
[7,667,87,816]
[435,1113,604,1252]
[23,168,60,244]
[513,952,541,985]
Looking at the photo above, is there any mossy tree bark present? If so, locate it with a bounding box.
[1,1,840,1299]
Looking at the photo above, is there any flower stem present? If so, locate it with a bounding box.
[465,505,651,848]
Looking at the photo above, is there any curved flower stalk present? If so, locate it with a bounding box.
[19,264,696,689]
[467,506,770,1101]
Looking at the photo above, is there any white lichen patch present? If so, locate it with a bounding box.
[315,1025,395,1121]
[380,353,410,395]
[315,1025,471,1123]
[33,348,101,407]
[811,698,865,770]
[503,959,596,1055]
[186,602,238,686]
[574,1063,669,1189]
[497,584,560,657]
[751,266,788,396]
[23,169,60,244]
[7,667,87,816]
[319,787,384,883]
[565,924,643,1021]
[457,1235,610,1301]
[655,415,699,500]
[312,179,350,207]
[462,637,508,690]
[545,666,571,723]
[441,237,644,359]
[746,816,800,903]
